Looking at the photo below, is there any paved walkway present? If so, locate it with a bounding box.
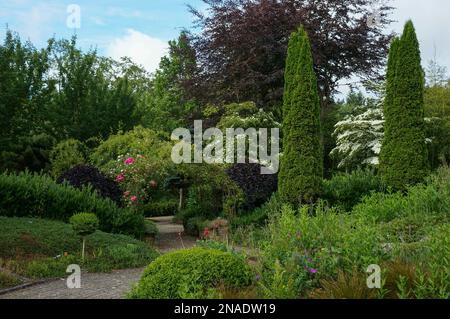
[150,216,197,253]
[0,268,144,299]
[0,216,196,299]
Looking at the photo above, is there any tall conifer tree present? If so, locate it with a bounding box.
[279,27,323,204]
[380,20,428,190]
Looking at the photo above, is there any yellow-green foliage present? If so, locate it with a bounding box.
[380,21,429,190]
[279,26,323,204]
[129,247,253,299]
[49,139,87,177]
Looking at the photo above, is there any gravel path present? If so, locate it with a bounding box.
[0,216,197,299]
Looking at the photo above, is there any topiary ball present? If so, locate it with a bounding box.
[57,164,122,206]
[128,247,253,299]
[70,212,99,236]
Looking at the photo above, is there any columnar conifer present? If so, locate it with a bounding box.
[380,20,428,190]
[279,27,323,204]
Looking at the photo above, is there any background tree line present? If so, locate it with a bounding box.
[1,0,448,177]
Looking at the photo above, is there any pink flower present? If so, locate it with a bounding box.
[130,196,138,202]
[306,266,317,274]
[116,173,125,183]
[124,157,135,165]
[123,191,131,197]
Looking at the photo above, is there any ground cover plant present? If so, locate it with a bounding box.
[0,171,145,237]
[0,217,158,279]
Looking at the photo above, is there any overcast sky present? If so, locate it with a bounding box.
[0,0,449,96]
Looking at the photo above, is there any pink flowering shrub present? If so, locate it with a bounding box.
[108,153,170,210]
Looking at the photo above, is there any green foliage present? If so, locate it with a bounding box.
[141,32,199,131]
[279,27,323,204]
[323,169,385,212]
[380,21,429,190]
[50,139,87,177]
[143,198,178,217]
[183,216,207,237]
[128,247,253,299]
[91,127,178,213]
[144,220,159,237]
[230,193,284,229]
[70,213,99,237]
[49,37,140,141]
[353,166,450,223]
[0,31,55,173]
[0,171,144,237]
[0,134,56,173]
[90,126,171,168]
[309,269,376,299]
[177,163,243,225]
[283,31,301,118]
[0,270,21,289]
[247,167,450,298]
[0,216,158,279]
[424,79,450,168]
[257,204,385,298]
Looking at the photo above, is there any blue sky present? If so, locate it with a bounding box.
[0,0,206,72]
[1,0,449,95]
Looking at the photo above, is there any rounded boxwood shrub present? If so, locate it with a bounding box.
[226,163,278,212]
[129,247,253,299]
[70,212,99,261]
[57,164,122,206]
[70,213,99,237]
[0,171,144,237]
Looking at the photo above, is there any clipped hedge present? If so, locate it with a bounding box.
[129,247,253,299]
[0,172,144,237]
[143,198,178,217]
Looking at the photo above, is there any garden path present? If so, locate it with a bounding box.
[0,216,197,299]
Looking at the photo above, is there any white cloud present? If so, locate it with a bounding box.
[5,2,64,43]
[90,16,106,26]
[106,28,168,73]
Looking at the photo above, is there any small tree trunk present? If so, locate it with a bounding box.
[179,188,183,212]
[82,237,86,262]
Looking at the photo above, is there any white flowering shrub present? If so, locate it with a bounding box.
[331,99,384,171]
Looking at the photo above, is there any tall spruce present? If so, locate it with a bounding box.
[380,21,428,190]
[283,31,302,118]
[279,27,323,205]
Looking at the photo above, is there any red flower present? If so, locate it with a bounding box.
[203,227,210,238]
[124,157,135,165]
[116,173,125,183]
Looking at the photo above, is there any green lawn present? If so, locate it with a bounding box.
[0,217,159,280]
